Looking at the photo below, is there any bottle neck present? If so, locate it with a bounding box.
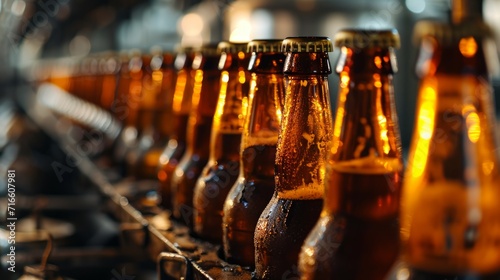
[240,71,284,179]
[275,73,332,200]
[284,52,331,75]
[249,52,286,74]
[332,47,402,162]
[416,37,488,78]
[209,54,251,162]
[325,47,403,217]
[188,55,221,156]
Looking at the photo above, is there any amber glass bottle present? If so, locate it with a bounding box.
[133,50,177,179]
[298,29,403,280]
[156,51,178,145]
[170,44,221,228]
[222,39,285,267]
[400,2,500,279]
[192,42,250,243]
[158,49,196,210]
[112,51,145,166]
[254,37,333,279]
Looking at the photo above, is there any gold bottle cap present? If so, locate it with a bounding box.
[217,41,248,53]
[281,37,333,52]
[247,39,283,53]
[334,29,400,49]
[413,20,492,45]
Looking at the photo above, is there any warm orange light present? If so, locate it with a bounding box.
[191,69,204,109]
[238,70,246,84]
[464,109,481,143]
[331,90,347,154]
[459,37,478,58]
[482,161,494,175]
[152,70,163,82]
[158,169,167,181]
[216,71,230,119]
[373,73,382,88]
[240,95,249,121]
[374,56,382,69]
[340,71,350,88]
[172,70,187,113]
[374,73,390,154]
[221,72,230,83]
[238,51,245,60]
[411,84,437,178]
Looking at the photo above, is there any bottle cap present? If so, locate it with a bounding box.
[413,20,492,46]
[217,41,248,53]
[334,29,400,49]
[282,37,332,52]
[247,39,283,53]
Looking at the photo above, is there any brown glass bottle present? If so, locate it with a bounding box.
[254,37,333,280]
[298,29,403,280]
[222,39,285,267]
[112,51,145,166]
[158,49,196,210]
[170,44,221,228]
[192,42,250,243]
[398,2,500,279]
[133,50,177,179]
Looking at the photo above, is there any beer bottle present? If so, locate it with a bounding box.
[125,52,155,167]
[133,50,177,179]
[222,39,285,267]
[254,37,333,279]
[298,29,403,280]
[400,0,500,278]
[113,50,144,167]
[192,41,250,243]
[158,48,196,210]
[171,44,221,227]
[156,51,178,144]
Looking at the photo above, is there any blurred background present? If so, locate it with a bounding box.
[0,0,499,148]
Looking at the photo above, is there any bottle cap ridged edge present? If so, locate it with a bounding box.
[281,37,333,52]
[218,41,249,53]
[247,39,283,53]
[334,29,400,49]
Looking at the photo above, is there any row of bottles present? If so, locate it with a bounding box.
[33,1,500,278]
[37,48,178,177]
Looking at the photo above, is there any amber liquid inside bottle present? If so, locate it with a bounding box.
[193,131,242,242]
[299,46,403,280]
[158,53,195,210]
[223,143,277,266]
[171,52,221,227]
[254,51,333,280]
[223,50,285,267]
[400,33,500,279]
